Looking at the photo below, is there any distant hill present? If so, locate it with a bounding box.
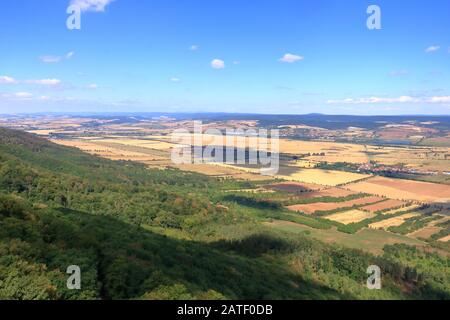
[12,112,450,130]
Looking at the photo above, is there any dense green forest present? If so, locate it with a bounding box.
[0,128,449,300]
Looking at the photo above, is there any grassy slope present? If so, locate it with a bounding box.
[265,220,428,255]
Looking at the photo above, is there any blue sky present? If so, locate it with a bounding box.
[0,0,449,115]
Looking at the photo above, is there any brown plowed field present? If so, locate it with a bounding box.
[266,183,356,198]
[287,196,384,214]
[360,199,407,213]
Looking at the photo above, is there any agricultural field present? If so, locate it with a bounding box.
[345,176,450,202]
[383,204,421,215]
[170,163,271,181]
[98,138,175,151]
[409,225,444,240]
[276,167,371,186]
[183,162,371,186]
[279,139,369,164]
[26,115,448,189]
[265,182,356,198]
[369,213,421,230]
[408,215,450,240]
[265,182,322,193]
[325,209,376,225]
[366,145,450,172]
[2,114,449,262]
[360,199,407,213]
[287,196,384,214]
[55,139,168,162]
[264,220,427,255]
[152,129,450,174]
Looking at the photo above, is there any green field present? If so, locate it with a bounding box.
[265,220,430,255]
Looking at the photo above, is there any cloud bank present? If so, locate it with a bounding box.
[70,0,115,12]
[327,96,450,105]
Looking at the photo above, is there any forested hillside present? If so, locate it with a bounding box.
[0,128,448,300]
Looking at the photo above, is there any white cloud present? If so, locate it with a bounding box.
[14,92,33,98]
[87,83,98,89]
[233,61,240,65]
[70,0,114,12]
[0,77,62,87]
[170,77,181,82]
[425,45,440,53]
[327,95,450,105]
[189,45,199,51]
[39,55,62,63]
[70,0,115,12]
[279,53,304,63]
[26,79,62,86]
[211,59,225,69]
[40,51,74,63]
[389,70,409,77]
[429,96,450,103]
[0,76,18,84]
[327,96,418,104]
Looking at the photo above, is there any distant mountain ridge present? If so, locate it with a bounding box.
[4,113,449,130]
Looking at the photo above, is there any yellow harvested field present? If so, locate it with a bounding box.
[142,133,449,172]
[53,140,166,161]
[27,129,57,135]
[369,213,420,230]
[170,163,270,181]
[99,138,176,150]
[290,160,317,168]
[206,163,370,186]
[438,235,450,242]
[168,133,370,163]
[325,210,376,225]
[278,168,370,186]
[383,204,421,215]
[280,140,369,164]
[345,176,450,202]
[171,163,237,175]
